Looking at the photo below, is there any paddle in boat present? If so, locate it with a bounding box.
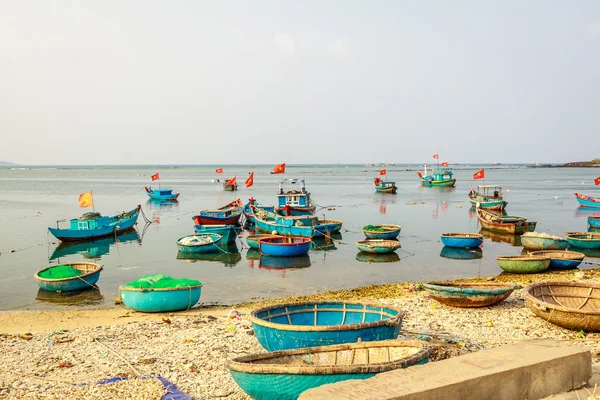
[589,217,600,229]
[35,262,103,292]
[275,178,315,216]
[227,340,429,400]
[194,224,239,244]
[258,236,311,257]
[119,274,203,313]
[252,209,315,238]
[362,224,402,240]
[440,233,483,248]
[356,239,400,254]
[144,187,179,201]
[476,208,536,235]
[496,255,550,274]
[521,232,568,251]
[176,233,222,253]
[468,185,507,210]
[575,193,600,208]
[192,199,243,226]
[566,232,600,249]
[373,177,397,194]
[529,250,585,269]
[243,198,275,224]
[223,176,238,192]
[418,163,456,187]
[423,281,518,308]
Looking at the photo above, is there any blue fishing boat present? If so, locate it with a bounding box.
[575,193,600,208]
[252,209,315,238]
[194,224,239,244]
[259,237,311,257]
[530,250,585,269]
[468,185,507,210]
[418,165,456,187]
[440,233,483,248]
[192,199,244,226]
[119,285,202,313]
[248,301,405,352]
[566,232,600,249]
[362,224,402,240]
[521,232,568,251]
[243,198,275,224]
[34,262,102,292]
[313,221,338,238]
[423,282,517,308]
[227,340,429,400]
[176,233,222,253]
[589,217,600,229]
[319,219,343,233]
[144,186,179,201]
[48,206,141,243]
[275,178,315,216]
[356,239,400,254]
[373,178,397,194]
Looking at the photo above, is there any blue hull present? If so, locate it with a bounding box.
[194,225,238,243]
[567,238,600,249]
[177,233,222,253]
[441,236,483,248]
[363,226,401,240]
[35,268,102,292]
[313,223,337,238]
[521,236,568,251]
[146,192,178,200]
[120,286,202,312]
[254,217,314,237]
[260,241,310,257]
[48,207,140,242]
[589,217,600,228]
[575,194,600,208]
[550,259,583,269]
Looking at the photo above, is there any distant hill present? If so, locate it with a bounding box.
[563,158,600,167]
[0,160,17,166]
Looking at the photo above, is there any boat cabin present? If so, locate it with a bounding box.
[474,185,503,198]
[152,189,174,196]
[431,167,453,181]
[69,213,109,230]
[276,178,313,210]
[377,181,396,188]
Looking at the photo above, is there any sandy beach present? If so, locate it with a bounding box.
[3,268,600,399]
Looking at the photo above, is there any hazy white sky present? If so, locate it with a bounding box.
[1,1,599,165]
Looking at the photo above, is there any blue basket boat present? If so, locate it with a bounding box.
[575,193,600,208]
[566,232,600,249]
[589,217,600,229]
[227,340,429,400]
[259,237,311,257]
[530,250,585,269]
[144,186,179,201]
[194,224,239,244]
[176,233,222,253]
[440,233,483,248]
[356,239,400,254]
[34,262,102,292]
[248,301,405,352]
[362,224,401,240]
[119,285,202,313]
[423,281,518,308]
[521,232,568,251]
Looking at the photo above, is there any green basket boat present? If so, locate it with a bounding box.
[356,239,400,254]
[496,255,550,274]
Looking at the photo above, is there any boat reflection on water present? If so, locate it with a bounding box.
[440,246,483,260]
[311,233,341,251]
[36,287,104,306]
[589,226,600,233]
[575,207,600,219]
[480,229,522,247]
[246,248,261,261]
[355,251,400,264]
[259,255,311,270]
[50,230,141,261]
[146,198,181,210]
[177,243,242,267]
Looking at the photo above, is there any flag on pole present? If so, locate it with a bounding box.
[441,162,449,167]
[595,176,600,185]
[226,176,237,186]
[433,154,439,159]
[78,191,94,208]
[473,169,485,180]
[151,173,159,181]
[215,168,223,174]
[379,169,387,175]
[272,163,286,174]
[246,172,254,188]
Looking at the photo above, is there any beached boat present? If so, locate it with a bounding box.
[248,301,405,351]
[440,233,483,248]
[246,234,281,249]
[496,255,550,274]
[275,178,315,216]
[144,186,179,201]
[575,193,600,208]
[243,198,275,224]
[440,246,483,260]
[373,177,397,194]
[589,217,600,229]
[259,237,311,257]
[120,285,203,313]
[476,208,536,235]
[192,199,243,226]
[259,255,312,270]
[356,239,400,254]
[525,282,600,331]
[356,252,400,263]
[529,250,585,269]
[521,232,568,251]
[566,232,600,249]
[48,206,141,243]
[34,262,102,292]
[227,340,429,400]
[423,282,518,308]
[252,209,315,238]
[362,224,402,240]
[418,165,456,187]
[468,185,507,210]
[194,224,239,244]
[176,233,222,253]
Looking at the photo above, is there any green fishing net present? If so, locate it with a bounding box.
[124,274,202,289]
[39,265,83,279]
[363,225,388,232]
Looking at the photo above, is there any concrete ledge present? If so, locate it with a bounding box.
[300,339,591,400]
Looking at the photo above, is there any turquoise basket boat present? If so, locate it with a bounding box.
[423,281,518,308]
[119,285,202,313]
[356,239,400,254]
[227,340,429,400]
[589,217,600,229]
[521,232,568,251]
[440,233,483,248]
[34,262,102,292]
[248,301,405,352]
[566,232,600,249]
[362,224,401,240]
[176,233,222,253]
[529,250,585,269]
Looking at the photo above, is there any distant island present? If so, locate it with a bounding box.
[534,158,600,168]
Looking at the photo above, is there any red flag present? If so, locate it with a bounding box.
[78,191,94,208]
[417,171,423,178]
[215,168,223,174]
[473,169,485,180]
[441,162,449,167]
[595,176,600,185]
[273,163,286,174]
[151,173,159,181]
[246,172,254,188]
[379,169,387,175]
[226,176,237,186]
[433,154,439,159]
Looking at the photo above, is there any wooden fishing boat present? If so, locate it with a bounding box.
[476,208,536,235]
[356,239,400,254]
[119,285,202,313]
[440,233,483,248]
[575,193,600,208]
[525,282,600,331]
[313,221,338,238]
[259,255,312,270]
[192,199,243,226]
[589,217,600,229]
[34,262,102,292]
[521,232,568,251]
[566,232,600,249]
[355,252,400,263]
[423,282,518,308]
[252,209,315,238]
[248,301,405,351]
[227,340,429,400]
[243,198,275,224]
[48,206,141,243]
[176,233,222,253]
[468,185,507,210]
[362,224,402,240]
[194,224,239,244]
[440,246,483,260]
[144,186,179,201]
[529,250,585,269]
[259,237,311,257]
[318,219,343,233]
[275,178,315,216]
[246,234,281,249]
[418,165,456,187]
[373,178,397,194]
[496,255,550,274]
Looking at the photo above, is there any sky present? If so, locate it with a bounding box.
[1,1,599,165]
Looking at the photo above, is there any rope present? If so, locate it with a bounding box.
[93,338,141,377]
[138,207,152,224]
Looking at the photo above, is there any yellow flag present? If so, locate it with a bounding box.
[78,191,94,208]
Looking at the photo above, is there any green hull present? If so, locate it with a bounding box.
[497,257,549,274]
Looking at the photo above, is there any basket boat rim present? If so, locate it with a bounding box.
[34,262,103,283]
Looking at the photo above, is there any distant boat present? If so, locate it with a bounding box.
[275,178,315,216]
[418,164,456,187]
[468,185,507,210]
[575,193,600,208]
[223,182,238,192]
[492,162,501,166]
[373,177,397,194]
[48,206,141,243]
[192,199,243,226]
[144,186,179,201]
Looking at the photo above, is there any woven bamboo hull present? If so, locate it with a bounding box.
[423,282,517,308]
[521,235,568,251]
[589,217,600,229]
[363,225,401,240]
[119,286,202,313]
[246,234,281,249]
[356,239,400,254]
[35,262,103,292]
[440,233,483,248]
[176,234,222,253]
[529,250,585,269]
[496,256,550,274]
[566,233,600,249]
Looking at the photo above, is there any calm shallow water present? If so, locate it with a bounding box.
[0,165,599,311]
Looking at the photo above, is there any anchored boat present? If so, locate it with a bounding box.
[440,233,483,248]
[176,233,222,253]
[252,209,315,238]
[362,224,402,240]
[194,224,239,244]
[418,164,456,187]
[468,185,507,210]
[275,178,315,216]
[243,198,275,224]
[258,237,311,257]
[566,232,600,249]
[575,193,600,208]
[192,199,243,226]
[144,186,179,201]
[521,232,568,251]
[35,262,103,292]
[356,239,400,254]
[588,217,600,229]
[529,250,585,269]
[373,177,397,194]
[476,208,536,235]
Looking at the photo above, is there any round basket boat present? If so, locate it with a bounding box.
[246,234,281,250]
[248,301,405,352]
[525,282,600,331]
[440,233,483,249]
[356,239,400,254]
[259,237,311,257]
[176,233,222,253]
[496,255,550,274]
[119,284,203,313]
[362,224,402,240]
[227,340,429,400]
[529,250,585,269]
[34,262,103,292]
[566,232,600,249]
[521,232,568,251]
[423,281,518,308]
